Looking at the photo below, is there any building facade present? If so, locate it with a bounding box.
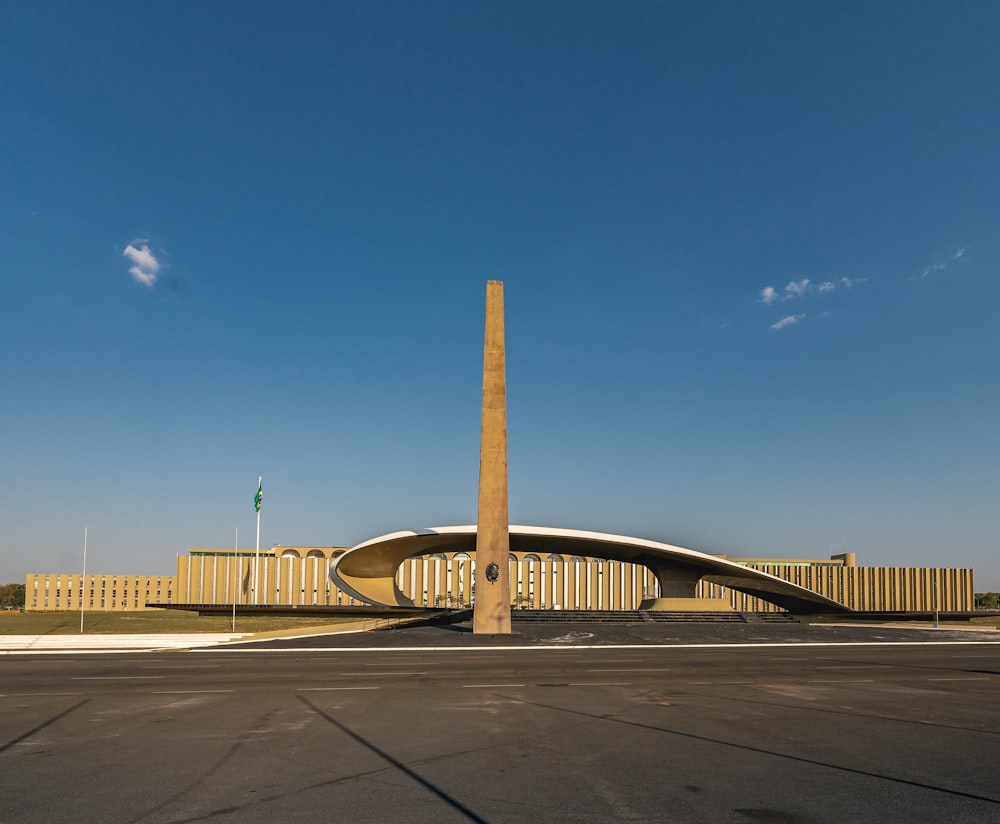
[25,546,974,613]
[175,546,974,613]
[25,574,176,612]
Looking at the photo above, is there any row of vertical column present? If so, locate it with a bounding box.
[395,559,663,610]
[702,564,975,612]
[177,554,363,606]
[30,558,974,612]
[26,574,174,611]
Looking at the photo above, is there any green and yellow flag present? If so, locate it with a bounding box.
[254,480,262,513]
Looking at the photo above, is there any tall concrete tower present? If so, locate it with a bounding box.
[473,280,512,634]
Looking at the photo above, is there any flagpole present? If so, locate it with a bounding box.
[80,526,87,633]
[233,527,238,631]
[254,476,262,605]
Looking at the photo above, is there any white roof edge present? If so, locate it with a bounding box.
[350,525,744,577]
[350,528,443,551]
[339,524,846,611]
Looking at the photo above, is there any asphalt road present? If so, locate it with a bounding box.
[2,626,999,824]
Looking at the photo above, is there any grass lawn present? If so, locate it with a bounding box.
[0,609,357,635]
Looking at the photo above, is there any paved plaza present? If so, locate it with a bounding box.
[2,622,999,823]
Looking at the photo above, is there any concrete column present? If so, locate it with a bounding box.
[474,280,512,633]
[639,559,733,611]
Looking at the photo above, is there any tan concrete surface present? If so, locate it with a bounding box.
[474,280,512,634]
[639,597,735,611]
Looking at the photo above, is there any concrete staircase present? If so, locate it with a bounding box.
[510,610,794,624]
[644,611,745,623]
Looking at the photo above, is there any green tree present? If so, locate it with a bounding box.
[0,583,26,609]
[974,592,999,609]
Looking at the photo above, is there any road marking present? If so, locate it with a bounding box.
[296,686,380,691]
[195,640,1000,655]
[576,658,649,662]
[462,684,525,688]
[567,682,632,686]
[688,680,754,685]
[71,676,165,680]
[807,680,874,683]
[587,668,671,672]
[446,656,509,662]
[340,672,428,676]
[816,666,878,669]
[362,660,423,665]
[927,677,990,681]
[1,692,82,697]
[141,665,221,669]
[152,689,235,694]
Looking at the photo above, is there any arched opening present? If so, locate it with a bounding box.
[522,554,540,608]
[453,553,472,607]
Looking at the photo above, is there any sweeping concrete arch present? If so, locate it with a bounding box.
[330,525,852,614]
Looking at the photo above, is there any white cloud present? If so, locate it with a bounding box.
[755,273,866,328]
[920,247,967,277]
[123,240,162,287]
[784,278,810,298]
[770,313,805,331]
[759,286,779,304]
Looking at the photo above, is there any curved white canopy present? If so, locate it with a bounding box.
[331,525,851,614]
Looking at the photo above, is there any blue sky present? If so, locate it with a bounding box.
[2,1,999,587]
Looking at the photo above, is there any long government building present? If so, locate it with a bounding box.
[26,540,974,614]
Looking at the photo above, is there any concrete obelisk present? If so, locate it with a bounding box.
[474,280,512,634]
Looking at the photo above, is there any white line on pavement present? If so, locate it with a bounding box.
[927,677,990,681]
[340,671,428,676]
[72,676,165,680]
[192,640,1000,654]
[152,689,235,694]
[296,686,380,691]
[1,692,82,697]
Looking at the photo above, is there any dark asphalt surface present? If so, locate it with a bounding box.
[2,623,999,824]
[242,617,1000,649]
